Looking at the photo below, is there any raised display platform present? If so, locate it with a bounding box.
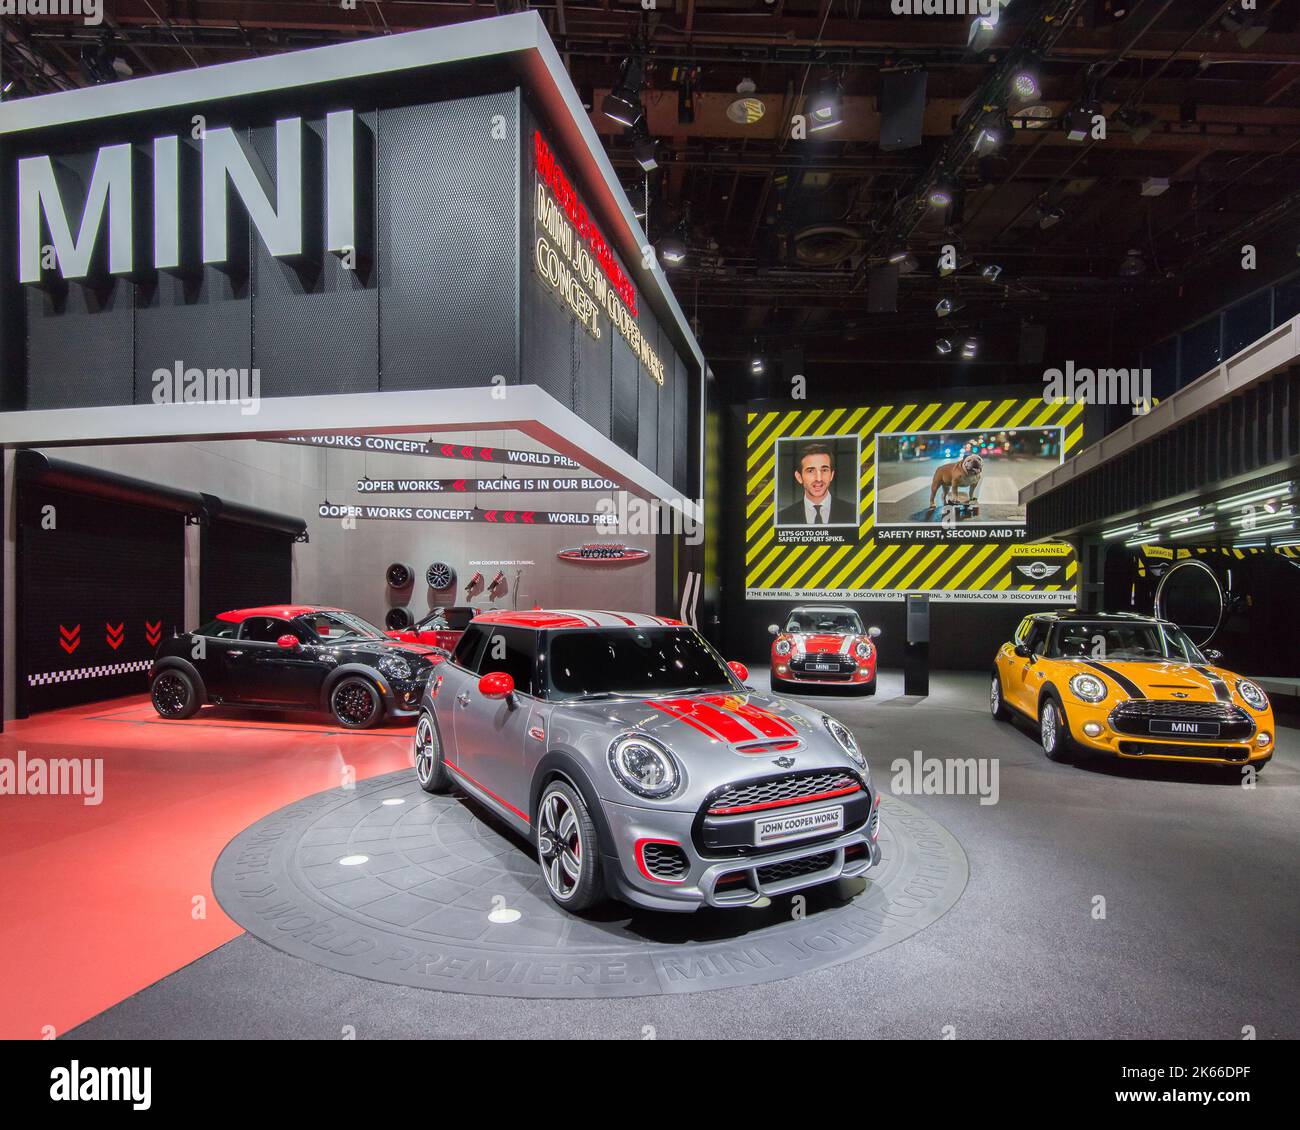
[213,770,967,998]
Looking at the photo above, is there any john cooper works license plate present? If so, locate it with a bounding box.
[754,805,844,846]
[1150,719,1221,737]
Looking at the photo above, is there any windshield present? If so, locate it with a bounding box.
[299,610,388,642]
[547,627,739,699]
[1047,621,1206,663]
[785,610,863,635]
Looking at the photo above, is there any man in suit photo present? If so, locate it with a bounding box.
[777,441,852,525]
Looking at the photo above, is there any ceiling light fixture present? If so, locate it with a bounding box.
[1119,248,1146,277]
[727,78,766,125]
[630,121,658,172]
[928,176,957,208]
[806,75,844,132]
[981,264,1003,283]
[603,58,645,128]
[935,296,966,318]
[961,337,979,360]
[936,338,953,355]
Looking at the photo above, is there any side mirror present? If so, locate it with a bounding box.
[867,626,882,639]
[728,660,750,682]
[1014,643,1031,659]
[276,634,299,651]
[1204,648,1223,663]
[478,671,515,700]
[767,624,780,636]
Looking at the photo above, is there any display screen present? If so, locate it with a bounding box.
[746,396,1083,601]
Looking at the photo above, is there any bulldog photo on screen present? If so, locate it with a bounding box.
[929,452,984,508]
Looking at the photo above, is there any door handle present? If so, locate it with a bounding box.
[227,650,244,658]
[456,692,470,707]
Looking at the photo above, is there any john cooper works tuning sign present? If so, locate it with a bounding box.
[746,395,1083,601]
[532,130,665,386]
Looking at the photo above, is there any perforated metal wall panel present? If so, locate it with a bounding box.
[522,267,575,409]
[379,93,520,391]
[674,351,690,493]
[611,335,639,457]
[251,116,379,397]
[570,309,611,436]
[657,338,676,479]
[201,521,294,623]
[17,486,184,714]
[637,349,660,474]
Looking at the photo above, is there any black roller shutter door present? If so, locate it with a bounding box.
[200,521,294,624]
[17,486,185,715]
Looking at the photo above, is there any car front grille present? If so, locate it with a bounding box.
[789,656,855,675]
[1119,742,1252,761]
[756,852,836,886]
[707,770,863,816]
[641,842,689,882]
[1109,700,1253,739]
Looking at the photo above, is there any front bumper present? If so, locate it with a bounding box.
[601,794,880,912]
[773,656,876,686]
[1061,700,1274,765]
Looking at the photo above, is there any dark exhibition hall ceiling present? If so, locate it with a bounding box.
[3,1,1299,383]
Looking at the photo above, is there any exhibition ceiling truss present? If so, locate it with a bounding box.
[4,1,1299,368]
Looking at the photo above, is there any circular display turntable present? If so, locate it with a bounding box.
[213,770,967,999]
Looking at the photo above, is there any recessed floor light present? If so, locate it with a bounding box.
[488,906,522,924]
[338,855,369,866]
[381,798,405,806]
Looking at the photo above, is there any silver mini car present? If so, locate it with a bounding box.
[413,609,881,913]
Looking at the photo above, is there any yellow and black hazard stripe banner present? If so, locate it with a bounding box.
[744,396,1084,601]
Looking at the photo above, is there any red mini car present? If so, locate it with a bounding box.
[386,606,478,652]
[768,605,881,695]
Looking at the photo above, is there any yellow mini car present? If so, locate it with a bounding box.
[991,611,1274,768]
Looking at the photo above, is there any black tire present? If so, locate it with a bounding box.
[330,676,385,730]
[413,712,451,793]
[1038,694,1072,762]
[770,673,789,694]
[535,779,604,912]
[990,669,1011,720]
[150,669,201,719]
[859,677,877,697]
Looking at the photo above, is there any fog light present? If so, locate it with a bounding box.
[777,665,788,675]
[1083,722,1103,738]
[1256,732,1272,747]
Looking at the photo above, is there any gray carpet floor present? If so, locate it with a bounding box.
[68,670,1300,1040]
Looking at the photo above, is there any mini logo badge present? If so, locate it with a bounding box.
[1172,692,1188,698]
[772,756,795,768]
[1015,561,1062,581]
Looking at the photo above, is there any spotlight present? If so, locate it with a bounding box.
[1096,0,1130,22]
[1036,199,1064,229]
[961,337,979,360]
[750,353,766,376]
[1118,248,1146,277]
[658,233,686,266]
[938,249,973,278]
[935,296,966,318]
[974,120,1003,152]
[981,264,1003,283]
[728,78,766,125]
[1119,107,1158,145]
[603,58,645,128]
[929,176,957,208]
[630,122,658,172]
[1221,3,1269,50]
[806,75,843,132]
[936,338,954,355]
[1010,67,1040,103]
[1065,101,1100,142]
[888,248,911,264]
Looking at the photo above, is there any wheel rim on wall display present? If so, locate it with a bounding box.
[386,562,414,589]
[384,607,412,631]
[426,561,456,591]
[1153,558,1225,647]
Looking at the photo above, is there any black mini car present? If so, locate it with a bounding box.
[148,605,445,728]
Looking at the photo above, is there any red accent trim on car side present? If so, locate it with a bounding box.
[708,784,862,816]
[444,761,530,824]
[633,838,686,884]
[649,698,757,743]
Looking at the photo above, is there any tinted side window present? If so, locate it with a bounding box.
[1024,622,1049,654]
[476,626,538,696]
[452,624,490,671]
[239,617,299,643]
[197,619,237,639]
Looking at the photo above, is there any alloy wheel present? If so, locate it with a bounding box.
[334,682,377,726]
[152,673,188,717]
[1041,702,1057,752]
[415,715,436,782]
[537,789,583,901]
[990,676,1000,717]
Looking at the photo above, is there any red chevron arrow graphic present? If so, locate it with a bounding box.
[522,512,535,524]
[145,620,162,647]
[479,447,493,460]
[460,445,474,460]
[440,443,454,457]
[453,479,466,491]
[106,622,125,650]
[503,511,516,523]
[60,624,81,654]
[484,510,497,523]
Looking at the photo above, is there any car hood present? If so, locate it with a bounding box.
[1057,659,1242,703]
[332,637,444,660]
[555,688,862,801]
[776,632,852,654]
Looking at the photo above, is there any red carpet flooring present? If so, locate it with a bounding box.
[0,695,414,1040]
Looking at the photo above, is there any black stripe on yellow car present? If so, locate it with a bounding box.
[1084,661,1146,699]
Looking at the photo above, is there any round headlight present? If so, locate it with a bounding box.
[1069,673,1107,703]
[1237,680,1268,711]
[377,653,412,680]
[855,640,872,660]
[774,638,792,656]
[822,714,864,769]
[608,734,681,799]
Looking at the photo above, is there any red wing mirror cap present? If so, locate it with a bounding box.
[276,634,299,650]
[728,661,750,681]
[478,671,515,699]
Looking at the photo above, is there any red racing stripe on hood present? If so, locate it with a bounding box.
[649,698,757,743]
[698,694,797,738]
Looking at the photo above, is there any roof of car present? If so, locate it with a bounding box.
[1031,610,1170,624]
[216,605,344,622]
[471,609,684,630]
